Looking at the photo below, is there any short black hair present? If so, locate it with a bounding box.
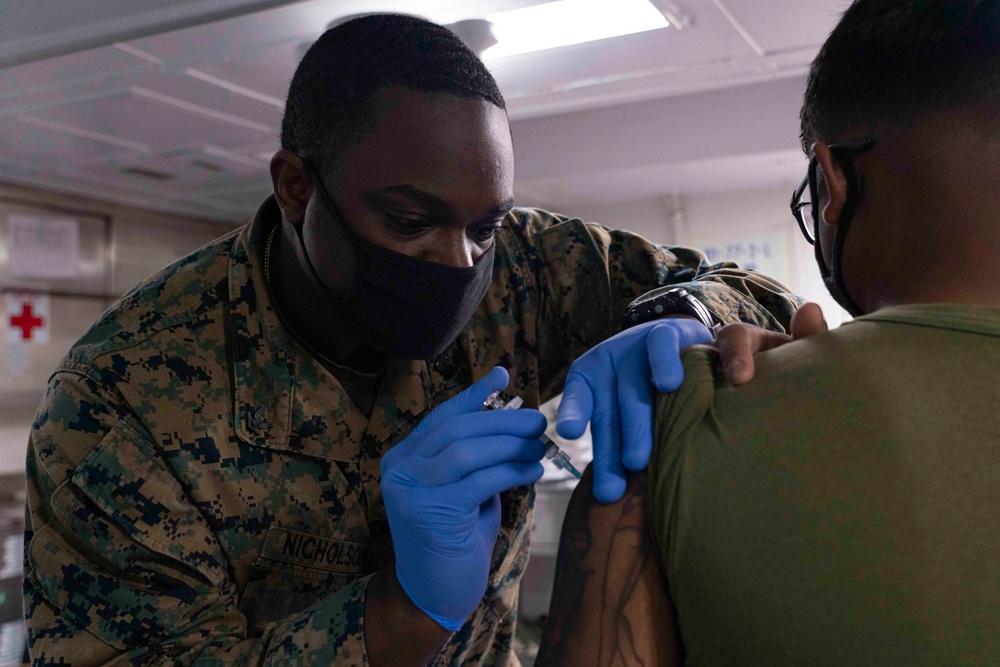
[281,13,506,173]
[801,0,1000,151]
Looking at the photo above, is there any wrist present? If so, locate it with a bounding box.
[395,561,469,631]
[365,566,451,667]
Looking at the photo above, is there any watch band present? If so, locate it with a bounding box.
[623,287,721,337]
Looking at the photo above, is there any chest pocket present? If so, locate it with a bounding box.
[239,526,373,632]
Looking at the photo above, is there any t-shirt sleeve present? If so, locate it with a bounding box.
[645,347,721,580]
[23,370,372,665]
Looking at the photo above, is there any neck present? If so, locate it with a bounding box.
[847,126,1000,313]
[864,237,1000,312]
[850,199,1000,312]
[269,221,388,372]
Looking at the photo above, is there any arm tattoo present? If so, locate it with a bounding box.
[537,468,682,667]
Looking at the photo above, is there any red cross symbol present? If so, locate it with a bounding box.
[10,303,44,340]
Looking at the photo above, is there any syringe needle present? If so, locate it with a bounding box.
[542,434,584,479]
[484,391,583,479]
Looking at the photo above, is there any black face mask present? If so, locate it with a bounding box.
[296,171,496,360]
[812,155,866,318]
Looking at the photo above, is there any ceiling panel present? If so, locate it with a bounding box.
[0,48,144,103]
[126,67,285,125]
[491,0,777,116]
[28,89,276,154]
[0,115,146,164]
[714,0,849,54]
[83,147,269,192]
[186,43,303,104]
[0,0,845,222]
[493,1,757,86]
[120,12,308,70]
[0,0,309,68]
[0,170,243,222]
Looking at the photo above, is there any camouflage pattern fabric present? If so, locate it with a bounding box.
[23,197,800,665]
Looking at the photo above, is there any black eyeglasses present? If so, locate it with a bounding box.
[790,138,876,245]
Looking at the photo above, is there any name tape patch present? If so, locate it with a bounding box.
[261,527,372,574]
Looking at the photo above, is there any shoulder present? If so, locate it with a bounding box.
[500,207,598,252]
[647,329,870,497]
[498,207,618,278]
[61,226,241,373]
[504,207,576,233]
[654,346,721,443]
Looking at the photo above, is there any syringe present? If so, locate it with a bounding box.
[484,391,584,479]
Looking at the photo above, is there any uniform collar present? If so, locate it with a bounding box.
[228,196,434,461]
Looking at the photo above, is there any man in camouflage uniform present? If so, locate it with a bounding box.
[23,14,800,666]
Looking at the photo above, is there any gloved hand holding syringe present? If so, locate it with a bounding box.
[484,391,583,479]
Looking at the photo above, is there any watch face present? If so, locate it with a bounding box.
[646,298,679,317]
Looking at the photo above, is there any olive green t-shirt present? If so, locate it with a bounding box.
[648,304,1000,666]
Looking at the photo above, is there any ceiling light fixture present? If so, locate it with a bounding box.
[481,0,670,60]
[446,19,498,57]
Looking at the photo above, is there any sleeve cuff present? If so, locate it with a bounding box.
[263,573,374,664]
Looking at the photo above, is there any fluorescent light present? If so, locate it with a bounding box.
[482,0,670,60]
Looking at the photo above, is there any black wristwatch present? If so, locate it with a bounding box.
[623,287,721,337]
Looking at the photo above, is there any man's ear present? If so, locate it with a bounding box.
[811,142,848,227]
[270,149,313,225]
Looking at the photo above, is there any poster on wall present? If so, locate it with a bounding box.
[5,293,50,345]
[699,228,791,289]
[6,214,80,279]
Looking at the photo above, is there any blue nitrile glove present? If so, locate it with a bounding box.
[381,366,547,631]
[556,318,713,503]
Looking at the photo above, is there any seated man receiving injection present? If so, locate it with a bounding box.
[538,1,1000,664]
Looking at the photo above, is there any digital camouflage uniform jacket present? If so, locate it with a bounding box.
[24,199,799,665]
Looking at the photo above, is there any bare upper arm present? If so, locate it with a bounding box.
[536,465,683,667]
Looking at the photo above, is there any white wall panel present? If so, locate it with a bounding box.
[0,204,110,296]
[552,197,679,245]
[0,406,35,475]
[113,215,235,294]
[0,183,239,475]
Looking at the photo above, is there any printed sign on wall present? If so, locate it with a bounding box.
[6,293,50,345]
[699,228,791,288]
[6,215,80,279]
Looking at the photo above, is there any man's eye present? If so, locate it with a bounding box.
[387,215,431,235]
[472,225,503,242]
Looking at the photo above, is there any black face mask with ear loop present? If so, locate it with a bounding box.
[293,166,496,360]
[812,151,866,318]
